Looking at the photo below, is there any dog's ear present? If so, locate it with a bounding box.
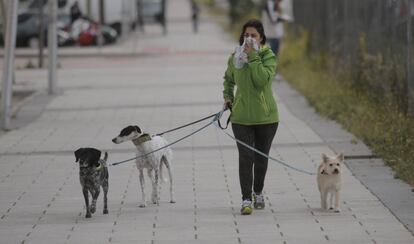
[74,148,84,162]
[318,162,327,175]
[134,125,142,134]
[90,148,102,167]
[322,153,329,163]
[337,153,344,162]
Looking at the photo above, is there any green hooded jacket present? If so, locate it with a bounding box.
[223,45,279,125]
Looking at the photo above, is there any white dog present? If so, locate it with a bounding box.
[112,125,175,207]
[317,153,344,212]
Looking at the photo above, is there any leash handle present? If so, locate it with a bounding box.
[216,105,231,130]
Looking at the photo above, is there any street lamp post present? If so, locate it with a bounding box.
[48,0,58,95]
[1,0,19,130]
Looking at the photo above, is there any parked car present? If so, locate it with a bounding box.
[0,11,117,48]
[0,0,119,48]
[24,0,138,35]
[13,12,74,47]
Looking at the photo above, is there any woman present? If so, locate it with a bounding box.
[223,19,279,215]
[261,0,284,56]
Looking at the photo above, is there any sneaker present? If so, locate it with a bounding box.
[253,193,265,209]
[240,199,253,215]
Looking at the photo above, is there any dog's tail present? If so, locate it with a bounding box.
[99,152,109,168]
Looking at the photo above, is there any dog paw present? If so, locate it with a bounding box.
[139,203,146,208]
[103,209,108,214]
[170,200,176,204]
[90,206,96,214]
[85,213,92,218]
[334,208,341,213]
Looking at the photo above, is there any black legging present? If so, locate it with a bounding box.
[232,123,278,201]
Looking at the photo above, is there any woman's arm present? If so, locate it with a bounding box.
[247,50,276,88]
[223,56,236,103]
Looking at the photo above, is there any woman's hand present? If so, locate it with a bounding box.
[244,42,254,53]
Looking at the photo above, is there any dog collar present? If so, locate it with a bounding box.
[94,153,108,171]
[95,163,102,171]
[133,133,152,145]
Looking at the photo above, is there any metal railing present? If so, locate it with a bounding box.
[292,0,414,115]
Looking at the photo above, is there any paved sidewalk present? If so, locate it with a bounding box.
[1,1,413,243]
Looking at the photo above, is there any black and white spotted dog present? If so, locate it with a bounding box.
[112,125,175,207]
[74,148,109,218]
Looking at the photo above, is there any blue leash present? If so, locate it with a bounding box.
[213,122,316,176]
[110,106,316,175]
[155,111,221,136]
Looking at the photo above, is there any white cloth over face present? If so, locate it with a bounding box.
[233,37,259,69]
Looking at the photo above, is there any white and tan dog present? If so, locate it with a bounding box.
[317,153,344,212]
